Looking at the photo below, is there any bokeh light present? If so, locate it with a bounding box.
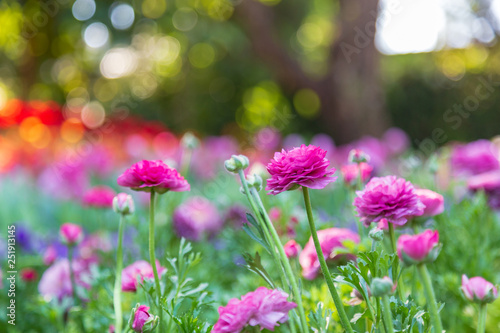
[72,0,96,21]
[83,22,110,48]
[110,3,135,30]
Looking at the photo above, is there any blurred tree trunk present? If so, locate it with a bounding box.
[236,0,389,143]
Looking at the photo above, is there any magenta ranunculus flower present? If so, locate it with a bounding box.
[129,304,158,333]
[341,162,373,185]
[82,185,116,208]
[172,196,223,241]
[451,139,500,176]
[117,160,190,194]
[60,223,83,246]
[266,145,337,195]
[354,176,424,226]
[213,286,296,332]
[397,229,440,266]
[122,260,166,292]
[461,275,498,304]
[299,228,360,280]
[414,188,444,217]
[284,240,301,258]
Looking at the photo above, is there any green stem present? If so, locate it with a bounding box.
[477,304,487,333]
[302,187,354,333]
[113,214,125,333]
[249,187,309,333]
[149,191,163,331]
[68,246,78,305]
[417,264,443,333]
[381,295,394,333]
[388,224,404,300]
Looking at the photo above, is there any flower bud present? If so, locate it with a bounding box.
[20,268,37,282]
[397,229,441,266]
[113,193,135,215]
[60,223,83,246]
[369,227,384,242]
[128,304,159,333]
[284,240,301,258]
[461,275,498,304]
[224,155,249,173]
[348,149,370,164]
[371,276,396,297]
[180,131,200,149]
[246,174,263,191]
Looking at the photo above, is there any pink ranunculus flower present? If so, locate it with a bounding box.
[354,176,424,227]
[451,139,500,176]
[461,275,498,304]
[78,233,112,260]
[82,185,116,208]
[38,259,92,302]
[117,160,190,194]
[122,260,166,292]
[60,223,83,246]
[397,229,440,266]
[130,304,158,333]
[299,228,360,280]
[266,145,337,195]
[414,188,444,217]
[284,240,301,258]
[467,170,500,192]
[213,287,296,332]
[341,162,373,185]
[172,197,223,241]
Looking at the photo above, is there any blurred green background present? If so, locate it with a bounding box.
[1,0,500,144]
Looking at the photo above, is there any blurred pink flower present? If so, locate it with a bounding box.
[131,305,156,333]
[213,287,296,332]
[266,145,337,195]
[43,245,58,265]
[60,223,83,246]
[397,229,440,265]
[299,228,359,280]
[117,160,190,194]
[82,185,116,208]
[451,140,500,176]
[78,233,112,260]
[122,260,166,292]
[354,176,424,227]
[382,128,410,155]
[173,197,223,241]
[284,240,301,258]
[467,170,500,192]
[461,275,498,303]
[341,163,373,185]
[414,188,444,217]
[191,136,238,180]
[38,259,92,302]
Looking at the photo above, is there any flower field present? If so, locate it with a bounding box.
[1,100,500,333]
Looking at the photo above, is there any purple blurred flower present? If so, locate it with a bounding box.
[191,136,239,180]
[122,260,166,292]
[451,140,500,176]
[354,176,424,226]
[266,144,337,195]
[213,286,296,332]
[382,128,410,155]
[224,204,248,228]
[38,258,92,302]
[173,197,223,241]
